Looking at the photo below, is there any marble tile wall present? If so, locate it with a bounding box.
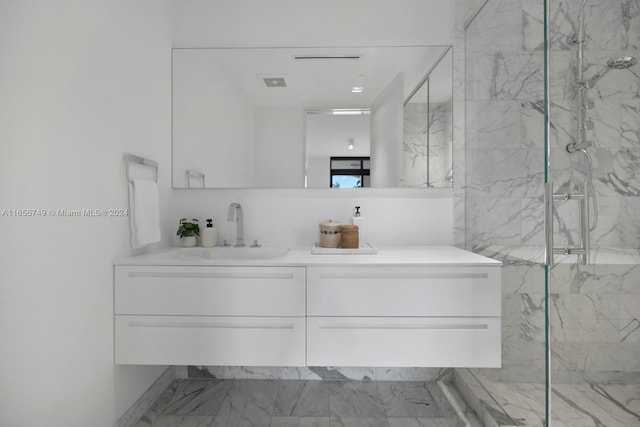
[454,0,640,385]
[187,366,453,383]
[480,261,640,385]
[403,101,453,188]
[456,0,640,250]
[403,103,430,188]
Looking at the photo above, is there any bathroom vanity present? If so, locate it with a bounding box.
[114,246,501,368]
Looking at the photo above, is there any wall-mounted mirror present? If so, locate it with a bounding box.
[172,46,453,189]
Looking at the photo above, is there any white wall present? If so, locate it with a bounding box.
[0,1,173,426]
[169,189,453,248]
[253,106,304,187]
[371,74,405,187]
[171,0,456,244]
[173,49,254,188]
[307,156,332,188]
[173,0,454,47]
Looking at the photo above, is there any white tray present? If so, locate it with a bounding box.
[311,243,378,255]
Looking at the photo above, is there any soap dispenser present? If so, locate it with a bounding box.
[350,206,365,247]
[202,219,218,247]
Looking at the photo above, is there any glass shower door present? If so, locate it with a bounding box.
[461,0,549,425]
[545,0,640,425]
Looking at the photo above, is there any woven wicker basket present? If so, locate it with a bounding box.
[319,220,342,248]
[340,224,359,249]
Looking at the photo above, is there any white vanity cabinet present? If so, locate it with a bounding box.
[114,265,306,366]
[306,265,501,367]
[114,246,502,368]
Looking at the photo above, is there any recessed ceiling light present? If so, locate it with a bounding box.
[332,109,370,115]
[351,74,366,94]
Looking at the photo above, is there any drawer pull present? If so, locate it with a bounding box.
[317,273,488,280]
[318,323,488,330]
[128,321,295,330]
[128,272,294,280]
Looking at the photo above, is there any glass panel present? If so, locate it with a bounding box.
[547,0,640,425]
[460,0,548,425]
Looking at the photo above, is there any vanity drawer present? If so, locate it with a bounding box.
[115,315,306,366]
[307,266,500,317]
[307,316,501,367]
[115,266,305,316]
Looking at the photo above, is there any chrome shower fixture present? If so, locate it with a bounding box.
[608,56,638,69]
[585,56,637,88]
[568,55,637,153]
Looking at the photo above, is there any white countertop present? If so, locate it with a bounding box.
[114,245,502,267]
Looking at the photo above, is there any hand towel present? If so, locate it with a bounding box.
[130,179,161,247]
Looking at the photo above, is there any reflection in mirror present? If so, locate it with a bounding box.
[305,109,370,188]
[403,47,453,188]
[172,46,453,189]
[330,157,371,188]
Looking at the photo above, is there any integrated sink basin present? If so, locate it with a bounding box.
[170,246,290,260]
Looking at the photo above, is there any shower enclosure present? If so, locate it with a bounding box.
[456,0,640,425]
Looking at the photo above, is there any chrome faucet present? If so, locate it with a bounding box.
[227,203,244,247]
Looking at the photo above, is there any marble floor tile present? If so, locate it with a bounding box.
[274,380,330,417]
[329,381,387,419]
[270,416,330,427]
[329,415,390,427]
[459,369,640,427]
[163,380,231,416]
[136,382,184,426]
[551,384,640,427]
[378,382,442,418]
[135,379,464,427]
[387,418,452,427]
[145,415,215,427]
[211,379,279,427]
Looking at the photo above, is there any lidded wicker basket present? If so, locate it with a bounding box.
[319,220,342,248]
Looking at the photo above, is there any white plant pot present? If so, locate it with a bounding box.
[181,235,197,247]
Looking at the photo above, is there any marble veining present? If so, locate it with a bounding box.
[457,369,640,427]
[378,382,442,418]
[453,0,639,420]
[211,380,279,427]
[457,0,640,255]
[274,381,329,417]
[270,417,330,427]
[188,366,452,383]
[117,367,183,427]
[142,416,215,427]
[329,381,387,419]
[402,100,453,188]
[135,380,462,427]
[464,247,640,384]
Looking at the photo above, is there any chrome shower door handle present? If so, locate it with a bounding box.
[580,181,590,265]
[544,182,554,265]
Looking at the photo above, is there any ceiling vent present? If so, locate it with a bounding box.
[262,77,287,87]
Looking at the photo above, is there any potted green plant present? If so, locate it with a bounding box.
[177,218,200,247]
